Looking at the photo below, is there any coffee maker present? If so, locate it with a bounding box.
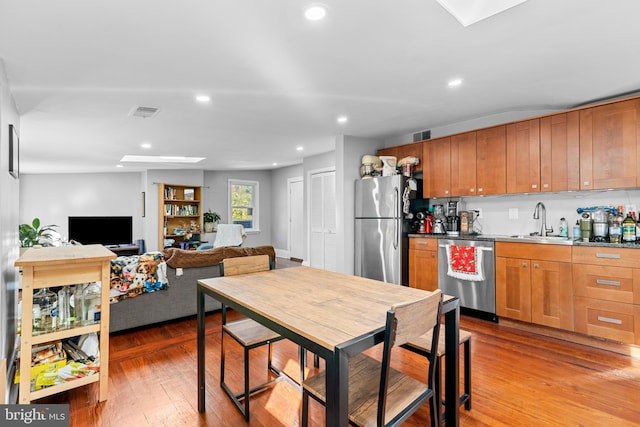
[446,201,462,235]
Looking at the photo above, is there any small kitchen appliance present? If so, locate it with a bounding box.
[580,213,593,242]
[460,211,477,234]
[446,201,461,234]
[591,208,608,242]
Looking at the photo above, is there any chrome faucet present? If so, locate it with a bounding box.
[533,202,553,236]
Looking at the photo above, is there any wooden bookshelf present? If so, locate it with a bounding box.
[158,184,202,249]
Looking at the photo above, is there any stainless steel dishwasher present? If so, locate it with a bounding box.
[438,238,496,316]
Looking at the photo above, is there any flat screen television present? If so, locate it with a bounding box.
[68,216,133,246]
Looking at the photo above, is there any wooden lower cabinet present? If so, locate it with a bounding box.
[572,246,640,345]
[496,256,531,321]
[574,296,640,345]
[409,238,438,291]
[496,242,573,331]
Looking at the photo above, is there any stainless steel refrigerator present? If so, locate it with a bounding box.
[355,175,418,285]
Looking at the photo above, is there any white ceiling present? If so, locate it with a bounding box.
[1,0,639,174]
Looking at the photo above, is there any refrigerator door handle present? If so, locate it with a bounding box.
[393,186,399,250]
[393,219,398,250]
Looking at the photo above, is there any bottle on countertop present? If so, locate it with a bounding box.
[573,220,582,240]
[559,218,568,237]
[623,213,636,243]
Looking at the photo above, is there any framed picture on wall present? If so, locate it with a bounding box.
[9,124,19,179]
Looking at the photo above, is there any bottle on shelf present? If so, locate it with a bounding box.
[32,287,57,334]
[83,282,102,325]
[72,284,86,326]
[623,213,636,243]
[57,285,73,329]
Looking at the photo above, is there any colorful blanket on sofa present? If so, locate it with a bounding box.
[109,252,169,303]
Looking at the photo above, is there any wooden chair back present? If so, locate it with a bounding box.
[220,254,272,276]
[219,255,273,326]
[378,289,443,426]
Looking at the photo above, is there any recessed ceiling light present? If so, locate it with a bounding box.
[116,164,124,168]
[448,78,463,87]
[120,155,205,164]
[196,95,211,102]
[272,162,278,166]
[305,4,327,21]
[296,146,304,151]
[337,116,348,124]
[141,142,152,149]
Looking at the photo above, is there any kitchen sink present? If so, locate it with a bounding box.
[498,235,574,245]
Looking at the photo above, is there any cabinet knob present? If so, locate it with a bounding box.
[522,263,528,268]
[543,183,549,188]
[583,181,590,186]
[478,188,484,193]
[470,188,475,192]
[531,184,537,189]
[444,190,449,194]
[533,263,539,269]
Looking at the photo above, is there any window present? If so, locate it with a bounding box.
[228,179,259,232]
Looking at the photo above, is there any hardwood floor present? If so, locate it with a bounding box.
[36,273,640,426]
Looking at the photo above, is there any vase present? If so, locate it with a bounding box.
[204,222,214,233]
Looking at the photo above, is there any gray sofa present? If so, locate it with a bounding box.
[109,245,276,333]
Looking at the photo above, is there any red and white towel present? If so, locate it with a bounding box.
[445,244,485,281]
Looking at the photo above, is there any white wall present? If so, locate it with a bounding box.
[384,108,559,147]
[202,170,273,249]
[19,172,144,243]
[271,164,304,257]
[0,61,21,402]
[336,135,383,275]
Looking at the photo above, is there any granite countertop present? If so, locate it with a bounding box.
[408,233,640,248]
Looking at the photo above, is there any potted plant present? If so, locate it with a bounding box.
[19,218,58,253]
[203,210,221,233]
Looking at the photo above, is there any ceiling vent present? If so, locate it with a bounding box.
[129,106,160,119]
[413,130,431,142]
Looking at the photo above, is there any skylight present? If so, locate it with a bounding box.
[435,0,528,27]
[120,155,205,164]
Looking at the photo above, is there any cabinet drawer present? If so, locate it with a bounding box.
[572,246,640,268]
[410,237,438,251]
[573,264,640,304]
[574,296,640,345]
[495,242,571,262]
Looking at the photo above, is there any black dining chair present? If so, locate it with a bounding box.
[301,290,443,427]
[219,254,283,421]
[219,254,316,421]
[403,326,472,424]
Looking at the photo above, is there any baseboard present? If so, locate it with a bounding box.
[275,248,290,259]
[499,318,640,358]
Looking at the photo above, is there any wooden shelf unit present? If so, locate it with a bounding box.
[158,184,202,249]
[14,245,116,404]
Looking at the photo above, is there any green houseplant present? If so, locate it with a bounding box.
[203,210,221,233]
[19,218,58,248]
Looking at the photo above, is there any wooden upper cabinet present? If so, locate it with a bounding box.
[579,98,640,190]
[476,125,507,195]
[539,111,580,192]
[423,137,451,198]
[506,119,541,193]
[377,142,423,172]
[450,131,477,196]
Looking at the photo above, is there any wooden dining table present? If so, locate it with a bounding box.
[197,265,460,427]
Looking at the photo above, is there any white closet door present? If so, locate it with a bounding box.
[309,170,336,271]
